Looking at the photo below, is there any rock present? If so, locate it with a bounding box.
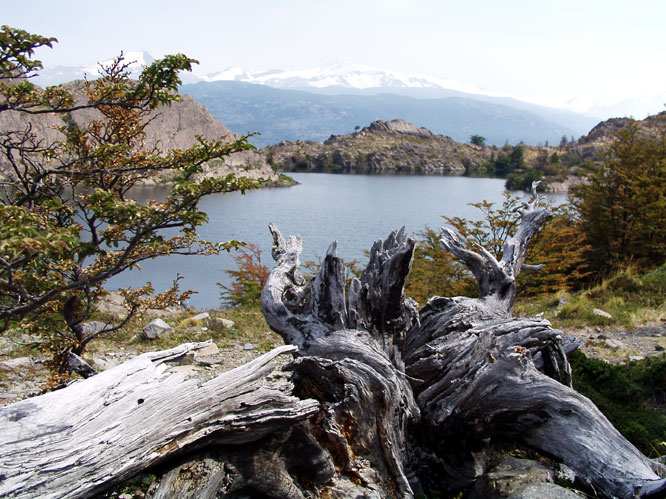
[212,318,234,329]
[655,344,665,351]
[243,343,255,351]
[195,357,221,367]
[196,343,219,357]
[629,356,645,362]
[507,482,584,498]
[471,456,554,498]
[592,308,613,319]
[167,365,199,376]
[92,356,120,371]
[95,291,127,318]
[82,321,109,337]
[142,318,172,339]
[191,312,210,323]
[556,463,576,484]
[0,357,33,369]
[263,119,485,175]
[604,339,624,349]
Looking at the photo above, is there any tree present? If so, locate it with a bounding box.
[0,26,258,374]
[218,242,270,308]
[407,192,592,302]
[571,116,666,274]
[469,134,485,146]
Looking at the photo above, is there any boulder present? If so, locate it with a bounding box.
[507,482,584,498]
[195,343,219,357]
[592,308,612,319]
[190,312,210,324]
[212,318,234,329]
[471,456,554,498]
[143,318,172,340]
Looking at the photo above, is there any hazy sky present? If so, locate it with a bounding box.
[5,0,666,113]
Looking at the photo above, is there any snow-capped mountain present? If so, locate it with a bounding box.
[31,51,154,86]
[200,60,492,96]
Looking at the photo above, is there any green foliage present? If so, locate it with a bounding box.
[570,350,666,457]
[405,227,477,305]
[469,134,486,146]
[505,168,543,191]
[514,264,666,329]
[487,144,525,176]
[0,26,259,374]
[408,194,593,304]
[219,243,270,308]
[571,117,666,274]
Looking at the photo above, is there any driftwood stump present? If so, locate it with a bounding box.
[1,191,666,498]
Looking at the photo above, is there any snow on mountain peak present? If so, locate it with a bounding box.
[82,51,154,76]
[198,60,492,96]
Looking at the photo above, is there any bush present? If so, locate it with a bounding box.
[570,351,666,457]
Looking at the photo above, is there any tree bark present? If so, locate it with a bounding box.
[0,342,318,498]
[2,191,666,498]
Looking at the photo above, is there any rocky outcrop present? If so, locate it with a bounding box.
[0,80,280,184]
[263,119,487,175]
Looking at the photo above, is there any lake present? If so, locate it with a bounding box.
[108,173,565,309]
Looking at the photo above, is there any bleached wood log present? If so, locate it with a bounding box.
[0,342,318,499]
[262,196,666,498]
[261,224,420,497]
[403,191,666,497]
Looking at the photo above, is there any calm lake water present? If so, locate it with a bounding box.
[108,173,565,309]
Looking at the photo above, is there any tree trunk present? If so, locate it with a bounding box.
[0,342,319,498]
[2,191,666,498]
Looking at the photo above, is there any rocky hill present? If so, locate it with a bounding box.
[0,80,280,184]
[263,119,487,175]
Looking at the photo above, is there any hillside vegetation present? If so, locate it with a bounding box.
[264,112,666,194]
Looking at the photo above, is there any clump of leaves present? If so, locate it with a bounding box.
[406,192,591,305]
[219,243,270,308]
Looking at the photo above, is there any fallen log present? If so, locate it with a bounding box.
[2,187,666,498]
[0,342,318,498]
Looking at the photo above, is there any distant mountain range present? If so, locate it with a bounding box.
[34,56,660,148]
[180,80,591,148]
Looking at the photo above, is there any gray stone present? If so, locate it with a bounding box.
[195,343,219,356]
[243,343,255,351]
[95,291,127,318]
[82,321,109,337]
[471,456,554,498]
[195,357,221,367]
[0,357,33,369]
[191,312,210,323]
[168,365,199,376]
[143,318,172,339]
[212,318,234,329]
[604,338,624,349]
[556,463,576,484]
[92,356,120,371]
[507,482,584,498]
[592,308,613,319]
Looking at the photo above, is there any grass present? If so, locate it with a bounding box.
[84,305,281,360]
[513,265,666,329]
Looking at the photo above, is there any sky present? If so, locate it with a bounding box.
[4,0,666,116]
